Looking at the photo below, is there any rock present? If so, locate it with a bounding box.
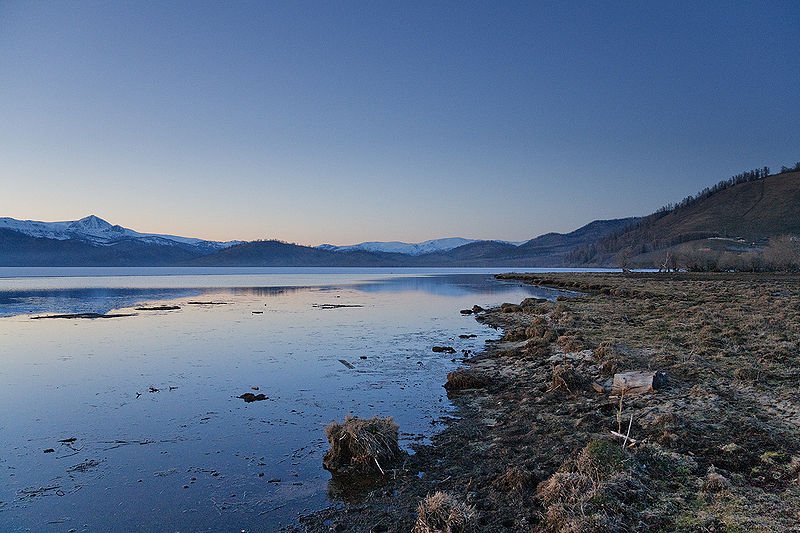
[432,346,456,354]
[459,309,474,315]
[238,393,267,402]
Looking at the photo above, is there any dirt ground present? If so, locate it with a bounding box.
[293,273,800,532]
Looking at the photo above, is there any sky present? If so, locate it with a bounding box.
[1,1,799,245]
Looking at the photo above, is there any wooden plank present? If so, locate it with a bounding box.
[611,371,665,395]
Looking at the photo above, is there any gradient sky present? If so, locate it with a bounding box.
[1,1,798,245]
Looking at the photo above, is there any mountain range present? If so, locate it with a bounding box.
[2,167,797,267]
[0,214,635,267]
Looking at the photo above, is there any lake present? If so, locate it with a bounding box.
[0,268,579,531]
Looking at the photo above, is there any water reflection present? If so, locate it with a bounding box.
[352,274,567,299]
[0,287,201,317]
[0,274,564,318]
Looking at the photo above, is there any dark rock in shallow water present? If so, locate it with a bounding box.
[432,346,457,354]
[238,393,267,402]
[460,309,474,315]
[458,334,478,339]
[472,305,484,313]
[312,304,364,310]
[31,313,135,320]
[135,305,181,311]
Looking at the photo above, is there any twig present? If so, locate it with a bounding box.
[610,431,638,446]
[623,414,633,448]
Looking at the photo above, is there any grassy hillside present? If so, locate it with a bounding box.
[647,171,800,240]
[570,170,800,267]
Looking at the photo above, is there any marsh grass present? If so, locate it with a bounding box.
[412,491,477,533]
[323,415,402,478]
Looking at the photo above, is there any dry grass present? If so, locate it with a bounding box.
[492,465,536,494]
[412,491,477,533]
[702,467,731,493]
[536,440,643,532]
[551,363,587,393]
[556,335,584,353]
[323,415,402,478]
[444,369,488,391]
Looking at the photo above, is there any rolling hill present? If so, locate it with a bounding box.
[568,170,800,266]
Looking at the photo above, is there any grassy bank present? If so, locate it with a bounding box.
[296,273,800,532]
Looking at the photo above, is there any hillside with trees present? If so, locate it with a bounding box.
[567,164,800,271]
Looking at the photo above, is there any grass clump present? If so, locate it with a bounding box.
[444,369,488,391]
[492,465,537,494]
[551,363,587,393]
[536,440,644,532]
[323,415,402,478]
[556,335,584,352]
[412,491,477,533]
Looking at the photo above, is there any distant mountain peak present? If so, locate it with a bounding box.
[0,215,237,252]
[68,215,115,232]
[80,214,107,224]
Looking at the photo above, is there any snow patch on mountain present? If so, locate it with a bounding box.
[318,237,523,256]
[0,215,239,250]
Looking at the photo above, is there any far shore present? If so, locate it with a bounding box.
[295,272,800,532]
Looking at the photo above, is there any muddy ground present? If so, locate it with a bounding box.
[293,273,800,532]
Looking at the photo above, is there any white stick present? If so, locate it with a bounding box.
[623,414,633,448]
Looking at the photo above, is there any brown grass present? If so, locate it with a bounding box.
[536,440,642,532]
[492,465,536,494]
[444,369,488,391]
[556,335,584,353]
[412,491,477,533]
[323,415,402,478]
[551,363,587,393]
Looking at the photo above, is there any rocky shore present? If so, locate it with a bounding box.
[295,272,800,532]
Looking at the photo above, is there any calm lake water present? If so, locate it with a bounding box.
[0,268,577,531]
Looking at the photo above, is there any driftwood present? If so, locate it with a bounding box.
[611,371,667,395]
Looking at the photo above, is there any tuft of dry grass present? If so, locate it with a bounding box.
[444,369,488,391]
[551,363,587,393]
[492,465,536,494]
[412,491,477,533]
[556,335,584,353]
[536,440,641,532]
[323,415,402,478]
[701,466,730,493]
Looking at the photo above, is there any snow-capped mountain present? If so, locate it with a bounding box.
[318,237,523,256]
[0,215,239,251]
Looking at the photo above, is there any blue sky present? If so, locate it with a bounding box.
[1,1,798,244]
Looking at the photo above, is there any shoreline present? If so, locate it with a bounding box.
[295,272,800,532]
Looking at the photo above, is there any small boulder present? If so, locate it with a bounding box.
[432,346,457,354]
[238,393,267,402]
